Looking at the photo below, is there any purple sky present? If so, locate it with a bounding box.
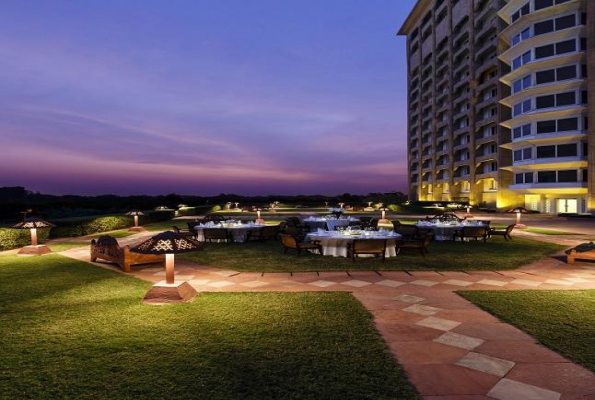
[0,0,415,196]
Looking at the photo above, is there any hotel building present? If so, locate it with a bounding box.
[399,0,595,214]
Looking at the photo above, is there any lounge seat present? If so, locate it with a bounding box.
[453,226,489,242]
[488,224,514,241]
[90,235,164,272]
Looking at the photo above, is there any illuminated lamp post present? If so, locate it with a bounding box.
[466,205,472,218]
[507,207,529,229]
[131,231,203,304]
[12,217,56,256]
[126,210,146,232]
[378,206,390,224]
[254,207,265,224]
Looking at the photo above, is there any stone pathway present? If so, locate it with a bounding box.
[58,236,595,400]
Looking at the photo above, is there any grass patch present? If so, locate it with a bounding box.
[46,241,90,252]
[459,290,595,373]
[0,254,418,399]
[87,230,134,239]
[179,237,564,272]
[524,228,581,235]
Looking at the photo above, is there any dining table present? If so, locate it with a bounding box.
[306,230,402,258]
[194,222,265,243]
[414,220,487,241]
[302,216,359,232]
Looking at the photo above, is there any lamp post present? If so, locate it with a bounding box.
[466,205,472,217]
[131,231,204,303]
[378,206,390,224]
[254,207,265,224]
[12,217,56,256]
[126,210,146,232]
[507,207,529,229]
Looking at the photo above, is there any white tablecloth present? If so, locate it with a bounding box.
[303,218,358,231]
[194,225,264,243]
[415,223,487,241]
[306,233,402,258]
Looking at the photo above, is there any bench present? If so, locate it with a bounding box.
[90,235,164,272]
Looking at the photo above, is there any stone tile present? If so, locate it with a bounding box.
[377,322,444,342]
[279,280,304,286]
[506,363,595,395]
[563,277,592,283]
[188,279,210,286]
[434,331,484,351]
[405,364,500,396]
[456,352,515,377]
[544,279,574,286]
[375,279,406,288]
[207,281,235,288]
[437,309,501,324]
[389,341,468,365]
[453,323,534,341]
[239,280,268,288]
[476,279,508,287]
[410,279,439,287]
[443,279,474,287]
[210,270,239,277]
[511,279,542,287]
[416,316,461,332]
[308,280,337,288]
[340,279,372,288]
[487,378,561,400]
[403,304,441,316]
[423,396,492,400]
[171,275,195,281]
[475,340,568,364]
[393,294,425,303]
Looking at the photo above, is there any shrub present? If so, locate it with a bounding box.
[0,228,50,251]
[209,205,222,213]
[387,204,399,212]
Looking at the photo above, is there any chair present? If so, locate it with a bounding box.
[453,226,489,242]
[187,221,200,232]
[279,234,322,256]
[396,233,433,257]
[391,220,402,230]
[347,239,388,262]
[368,218,379,230]
[172,225,195,239]
[90,235,165,272]
[394,225,418,240]
[203,228,232,243]
[476,220,491,227]
[488,224,514,241]
[247,225,280,242]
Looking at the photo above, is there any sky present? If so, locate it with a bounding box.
[0,0,416,196]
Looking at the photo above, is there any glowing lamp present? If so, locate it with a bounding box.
[507,207,529,228]
[131,231,203,303]
[254,207,265,224]
[378,206,390,224]
[126,210,146,232]
[12,217,55,256]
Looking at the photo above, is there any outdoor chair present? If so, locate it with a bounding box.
[279,234,322,256]
[203,228,233,243]
[453,226,489,242]
[90,235,165,272]
[396,233,433,257]
[476,220,491,226]
[187,221,200,232]
[172,225,195,239]
[368,218,380,230]
[391,220,402,230]
[247,225,280,242]
[394,225,418,240]
[347,239,388,262]
[488,224,514,241]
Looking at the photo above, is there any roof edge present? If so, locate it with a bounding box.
[398,0,432,36]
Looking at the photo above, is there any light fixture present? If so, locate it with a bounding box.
[126,210,146,232]
[131,231,204,303]
[254,207,265,224]
[12,217,55,256]
[507,207,529,228]
[378,206,390,224]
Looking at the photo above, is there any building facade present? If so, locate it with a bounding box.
[399,0,594,214]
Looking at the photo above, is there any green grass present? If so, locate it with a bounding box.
[0,254,418,399]
[45,241,90,251]
[179,237,564,272]
[87,230,135,238]
[524,228,581,235]
[459,290,595,373]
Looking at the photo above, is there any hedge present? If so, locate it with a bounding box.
[0,228,51,251]
[48,211,174,238]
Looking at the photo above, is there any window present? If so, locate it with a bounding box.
[556,65,576,81]
[512,51,531,70]
[513,123,532,139]
[515,172,534,184]
[556,39,576,54]
[556,91,575,106]
[582,91,588,104]
[535,91,575,109]
[558,170,577,182]
[534,20,554,36]
[535,44,554,59]
[536,95,555,109]
[513,75,532,93]
[534,0,553,10]
[511,2,530,23]
[514,148,533,161]
[557,144,577,157]
[555,14,576,30]
[538,171,556,183]
[512,28,531,46]
[537,145,556,158]
[557,118,578,131]
[536,69,555,85]
[537,120,556,134]
[535,39,576,60]
[513,99,532,116]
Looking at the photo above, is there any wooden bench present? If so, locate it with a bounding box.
[91,235,164,272]
[566,248,595,264]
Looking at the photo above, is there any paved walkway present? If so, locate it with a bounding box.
[58,233,595,400]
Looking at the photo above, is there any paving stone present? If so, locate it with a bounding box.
[487,378,561,400]
[279,280,304,286]
[416,316,461,331]
[210,270,239,277]
[506,362,595,395]
[410,279,439,287]
[434,331,484,350]
[308,280,337,288]
[389,341,468,365]
[207,281,235,288]
[456,352,515,377]
[476,279,508,286]
[443,279,474,287]
[393,294,425,303]
[511,279,542,287]
[544,279,574,286]
[475,340,568,364]
[403,304,441,316]
[405,364,500,396]
[188,279,210,286]
[375,279,406,288]
[239,281,268,288]
[563,277,592,283]
[340,279,372,287]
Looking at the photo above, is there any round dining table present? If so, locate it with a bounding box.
[194,223,265,243]
[414,221,487,241]
[302,217,359,231]
[306,231,402,258]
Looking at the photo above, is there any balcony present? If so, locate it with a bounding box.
[475,134,497,146]
[474,16,497,41]
[475,115,497,129]
[476,152,497,164]
[476,75,498,92]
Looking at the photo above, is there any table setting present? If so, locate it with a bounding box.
[306,228,402,257]
[415,219,487,241]
[303,215,360,231]
[194,220,265,243]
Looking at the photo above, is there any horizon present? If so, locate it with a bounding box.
[0,0,416,196]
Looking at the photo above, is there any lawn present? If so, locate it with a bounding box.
[524,228,581,235]
[87,230,135,239]
[0,254,418,400]
[44,241,90,252]
[179,237,565,272]
[459,290,595,373]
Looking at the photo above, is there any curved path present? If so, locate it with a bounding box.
[60,232,595,400]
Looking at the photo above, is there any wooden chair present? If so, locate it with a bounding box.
[476,220,492,227]
[391,220,402,230]
[453,226,489,242]
[203,228,232,243]
[396,233,433,257]
[488,224,514,241]
[566,242,595,264]
[172,225,195,239]
[247,225,280,242]
[279,234,322,256]
[347,239,388,262]
[90,235,165,272]
[394,225,418,240]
